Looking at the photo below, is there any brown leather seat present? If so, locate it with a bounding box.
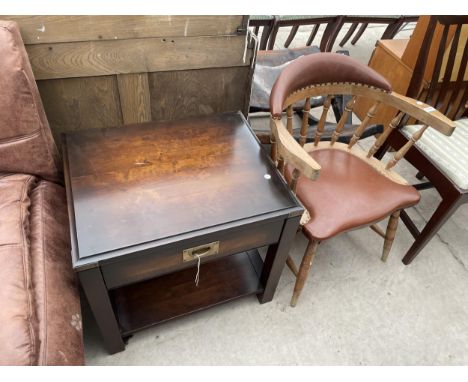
[286,149,420,241]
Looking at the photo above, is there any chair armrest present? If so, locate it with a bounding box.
[390,92,456,136]
[270,117,321,180]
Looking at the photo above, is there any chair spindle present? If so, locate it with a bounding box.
[370,224,386,238]
[367,112,404,158]
[300,98,311,146]
[290,168,301,193]
[280,107,293,174]
[314,95,333,146]
[270,128,278,162]
[330,96,357,145]
[348,102,380,149]
[277,157,285,173]
[287,105,293,134]
[386,125,429,170]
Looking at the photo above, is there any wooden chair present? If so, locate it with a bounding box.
[374,16,468,264]
[339,16,419,48]
[269,53,455,306]
[265,16,343,52]
[249,15,277,51]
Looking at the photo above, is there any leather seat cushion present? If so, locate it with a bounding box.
[0,174,39,365]
[29,180,84,365]
[285,149,420,241]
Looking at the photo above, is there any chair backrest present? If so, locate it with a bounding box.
[406,16,468,120]
[0,20,60,182]
[269,53,456,191]
[265,16,342,52]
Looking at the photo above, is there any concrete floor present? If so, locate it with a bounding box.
[83,23,468,365]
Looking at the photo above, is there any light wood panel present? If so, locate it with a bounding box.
[117,73,152,124]
[4,16,244,44]
[354,40,413,124]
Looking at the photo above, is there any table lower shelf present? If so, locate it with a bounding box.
[111,249,264,336]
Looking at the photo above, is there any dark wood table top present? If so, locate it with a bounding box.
[63,112,300,267]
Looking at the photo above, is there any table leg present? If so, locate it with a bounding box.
[79,267,125,354]
[258,215,301,303]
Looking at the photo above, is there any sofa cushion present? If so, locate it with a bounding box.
[0,173,39,366]
[401,118,468,190]
[0,21,60,182]
[29,180,84,365]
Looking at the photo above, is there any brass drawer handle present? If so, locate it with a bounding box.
[183,241,220,262]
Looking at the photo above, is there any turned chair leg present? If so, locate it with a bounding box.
[382,211,400,262]
[290,240,319,307]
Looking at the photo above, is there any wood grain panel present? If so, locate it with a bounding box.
[149,66,251,121]
[117,73,152,124]
[354,40,413,125]
[37,76,122,143]
[7,16,254,139]
[26,35,252,80]
[3,16,244,44]
[401,16,457,81]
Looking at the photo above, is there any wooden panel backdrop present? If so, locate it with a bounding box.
[2,16,254,144]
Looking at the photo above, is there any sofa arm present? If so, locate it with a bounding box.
[29,180,84,365]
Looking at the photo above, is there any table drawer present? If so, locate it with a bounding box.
[101,218,284,289]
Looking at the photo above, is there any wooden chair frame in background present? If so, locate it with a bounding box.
[253,15,419,53]
[269,16,341,51]
[338,16,419,48]
[249,15,277,50]
[375,16,467,264]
